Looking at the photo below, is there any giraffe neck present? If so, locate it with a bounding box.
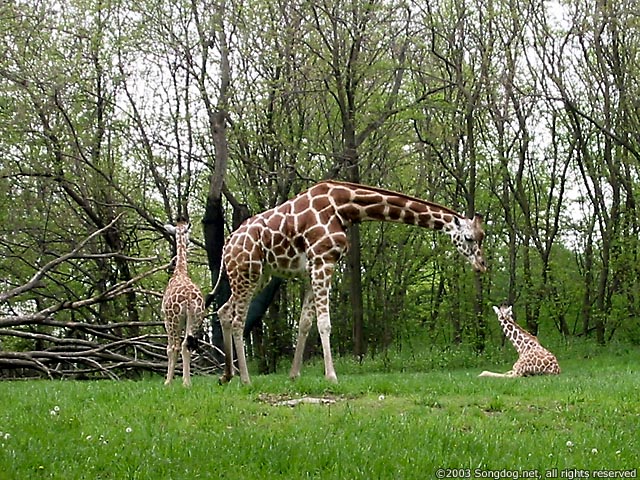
[173,230,189,274]
[498,316,538,355]
[326,181,461,230]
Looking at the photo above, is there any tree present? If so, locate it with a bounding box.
[537,0,640,343]
[4,0,640,380]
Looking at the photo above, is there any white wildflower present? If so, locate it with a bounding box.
[566,441,574,448]
[378,394,385,401]
[591,448,598,454]
[125,427,132,434]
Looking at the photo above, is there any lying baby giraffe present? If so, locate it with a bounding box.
[479,305,560,378]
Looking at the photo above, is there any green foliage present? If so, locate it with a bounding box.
[2,0,640,378]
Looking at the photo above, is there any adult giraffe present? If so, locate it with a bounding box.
[212,180,487,384]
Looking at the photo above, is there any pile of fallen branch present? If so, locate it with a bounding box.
[0,319,224,380]
[0,216,224,380]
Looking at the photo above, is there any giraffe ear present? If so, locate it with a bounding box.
[505,305,513,316]
[492,305,500,315]
[164,224,177,235]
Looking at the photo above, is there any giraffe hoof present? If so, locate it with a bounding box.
[325,373,338,384]
[218,375,231,385]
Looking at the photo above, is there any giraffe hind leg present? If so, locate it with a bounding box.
[185,309,201,352]
[181,336,192,387]
[188,301,206,351]
[478,369,517,378]
[217,299,235,384]
[181,313,199,387]
[165,339,180,385]
[290,289,315,380]
[218,289,253,385]
[231,299,251,385]
[479,370,506,377]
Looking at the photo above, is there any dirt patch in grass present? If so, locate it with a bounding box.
[257,393,343,407]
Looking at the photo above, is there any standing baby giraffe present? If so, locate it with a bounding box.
[162,219,205,387]
[213,180,487,385]
[479,305,560,377]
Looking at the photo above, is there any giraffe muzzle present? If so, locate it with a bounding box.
[473,258,487,273]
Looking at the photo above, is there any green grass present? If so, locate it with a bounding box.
[0,343,638,479]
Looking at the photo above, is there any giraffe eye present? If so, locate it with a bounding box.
[464,234,474,242]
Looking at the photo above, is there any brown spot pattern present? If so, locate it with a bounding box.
[494,306,560,376]
[162,221,205,386]
[216,180,486,384]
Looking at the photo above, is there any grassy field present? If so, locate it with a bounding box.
[0,342,638,479]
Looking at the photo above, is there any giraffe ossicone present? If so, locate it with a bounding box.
[479,305,561,378]
[213,180,487,385]
[162,219,205,387]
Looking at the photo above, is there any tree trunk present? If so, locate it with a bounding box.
[344,145,366,360]
[348,225,365,359]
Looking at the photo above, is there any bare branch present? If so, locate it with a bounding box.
[0,214,126,304]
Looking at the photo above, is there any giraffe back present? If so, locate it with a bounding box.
[222,185,348,283]
[162,273,205,320]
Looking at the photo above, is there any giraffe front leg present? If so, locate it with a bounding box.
[317,311,337,383]
[290,289,314,380]
[311,268,337,383]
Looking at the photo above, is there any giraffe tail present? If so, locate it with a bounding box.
[205,261,226,309]
[186,334,199,351]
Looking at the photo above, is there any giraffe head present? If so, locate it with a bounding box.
[446,213,487,272]
[493,304,519,344]
[493,304,540,353]
[493,304,512,319]
[164,218,191,239]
